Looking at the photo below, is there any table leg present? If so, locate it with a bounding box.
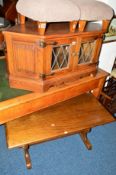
[92,77,106,99]
[23,145,32,169]
[79,129,92,150]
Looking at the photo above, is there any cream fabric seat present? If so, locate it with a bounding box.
[16,0,113,22]
[16,0,80,22]
[72,0,113,20]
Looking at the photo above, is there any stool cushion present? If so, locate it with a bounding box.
[16,0,113,22]
[16,0,80,22]
[72,0,113,20]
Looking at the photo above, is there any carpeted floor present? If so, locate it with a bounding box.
[0,59,116,175]
[0,122,116,175]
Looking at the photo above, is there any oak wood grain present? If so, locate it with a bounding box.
[3,26,104,92]
[6,93,115,149]
[0,69,108,124]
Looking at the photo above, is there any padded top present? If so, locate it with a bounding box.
[72,0,114,20]
[16,0,113,22]
[16,0,80,22]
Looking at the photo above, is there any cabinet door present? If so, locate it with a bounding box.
[41,37,81,79]
[51,44,71,71]
[65,36,102,74]
[43,36,102,78]
[6,34,40,80]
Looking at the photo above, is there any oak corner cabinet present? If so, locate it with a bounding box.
[3,21,107,92]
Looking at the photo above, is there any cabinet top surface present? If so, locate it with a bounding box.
[4,21,103,39]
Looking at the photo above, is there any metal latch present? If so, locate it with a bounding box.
[38,41,57,48]
[39,72,54,79]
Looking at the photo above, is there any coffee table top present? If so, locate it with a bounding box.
[6,93,115,149]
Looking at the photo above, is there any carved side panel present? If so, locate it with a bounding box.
[12,40,38,78]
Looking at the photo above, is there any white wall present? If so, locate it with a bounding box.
[99,42,116,73]
[98,0,116,73]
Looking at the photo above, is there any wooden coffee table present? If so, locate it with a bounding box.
[0,69,108,124]
[5,93,115,169]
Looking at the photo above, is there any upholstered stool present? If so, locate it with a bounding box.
[72,0,113,32]
[16,0,113,34]
[16,0,80,34]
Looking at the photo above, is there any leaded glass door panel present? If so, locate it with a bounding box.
[50,38,81,74]
[51,44,70,71]
[77,38,102,66]
[78,40,96,64]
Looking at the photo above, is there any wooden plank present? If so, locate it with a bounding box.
[0,69,108,124]
[6,93,115,149]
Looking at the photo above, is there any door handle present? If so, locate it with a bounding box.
[38,41,57,48]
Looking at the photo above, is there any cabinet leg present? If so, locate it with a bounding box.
[79,129,92,150]
[23,145,32,169]
[37,22,46,35]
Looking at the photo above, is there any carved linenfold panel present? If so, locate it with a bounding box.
[12,41,37,76]
[78,40,96,64]
[51,45,70,71]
